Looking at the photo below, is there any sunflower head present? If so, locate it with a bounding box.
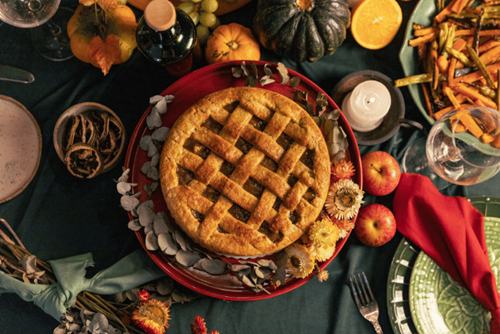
[325,178,364,220]
[285,243,316,279]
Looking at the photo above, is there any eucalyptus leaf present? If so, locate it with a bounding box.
[117,168,130,183]
[153,215,171,235]
[147,141,158,158]
[145,231,159,251]
[174,229,189,251]
[140,161,151,175]
[147,166,159,180]
[152,127,170,142]
[144,224,154,236]
[116,182,133,195]
[171,290,187,303]
[199,258,227,275]
[150,153,160,167]
[128,219,142,231]
[146,110,162,129]
[175,250,202,267]
[150,182,159,192]
[260,76,275,86]
[120,195,140,211]
[137,204,155,226]
[156,277,174,295]
[232,66,244,78]
[158,233,179,255]
[149,95,164,104]
[139,135,152,151]
[231,264,251,272]
[153,99,167,115]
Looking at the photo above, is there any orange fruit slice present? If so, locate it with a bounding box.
[351,0,403,50]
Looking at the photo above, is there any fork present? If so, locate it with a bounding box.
[349,272,384,334]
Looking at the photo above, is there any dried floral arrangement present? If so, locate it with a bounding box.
[117,61,364,293]
[0,217,198,334]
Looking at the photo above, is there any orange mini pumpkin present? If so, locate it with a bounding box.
[67,2,137,75]
[205,22,260,64]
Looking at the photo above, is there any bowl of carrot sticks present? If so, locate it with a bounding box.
[397,0,500,127]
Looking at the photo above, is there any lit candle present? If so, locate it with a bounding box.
[341,80,391,132]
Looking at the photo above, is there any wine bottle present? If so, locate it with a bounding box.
[136,0,201,76]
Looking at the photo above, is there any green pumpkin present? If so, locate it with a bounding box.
[252,0,350,62]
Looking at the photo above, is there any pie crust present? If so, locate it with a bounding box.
[159,87,330,256]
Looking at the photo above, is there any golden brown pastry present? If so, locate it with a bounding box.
[159,87,330,256]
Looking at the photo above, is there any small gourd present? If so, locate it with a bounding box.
[67,0,138,75]
[205,23,260,64]
[252,0,350,62]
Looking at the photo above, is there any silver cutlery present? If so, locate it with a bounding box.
[0,65,34,83]
[349,272,384,334]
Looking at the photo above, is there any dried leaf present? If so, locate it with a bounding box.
[289,76,300,88]
[139,135,152,151]
[88,35,121,76]
[137,203,155,226]
[158,233,179,255]
[277,62,289,85]
[120,195,140,211]
[152,127,170,142]
[128,219,142,231]
[156,277,174,295]
[175,250,202,267]
[198,258,227,275]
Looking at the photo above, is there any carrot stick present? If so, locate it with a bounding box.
[451,0,469,13]
[414,27,438,37]
[455,29,500,37]
[444,86,461,108]
[479,45,500,65]
[456,112,484,137]
[435,0,460,23]
[448,57,458,86]
[453,84,497,108]
[433,105,456,120]
[457,62,500,83]
[409,32,439,47]
[437,54,450,73]
[479,40,500,53]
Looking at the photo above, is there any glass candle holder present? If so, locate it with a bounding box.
[341,80,391,132]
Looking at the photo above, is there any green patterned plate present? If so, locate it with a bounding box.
[409,198,500,334]
[387,196,500,334]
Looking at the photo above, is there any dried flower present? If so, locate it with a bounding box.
[311,244,336,262]
[191,316,208,334]
[325,178,364,220]
[285,243,315,279]
[308,219,340,249]
[331,217,355,239]
[317,269,329,282]
[331,159,355,182]
[133,290,170,334]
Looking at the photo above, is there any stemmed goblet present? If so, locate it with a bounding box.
[0,0,73,60]
[403,106,500,189]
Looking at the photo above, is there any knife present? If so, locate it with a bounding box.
[0,65,35,83]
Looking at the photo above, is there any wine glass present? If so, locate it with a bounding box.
[403,106,500,189]
[0,0,73,61]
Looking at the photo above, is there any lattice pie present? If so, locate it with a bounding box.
[159,87,331,257]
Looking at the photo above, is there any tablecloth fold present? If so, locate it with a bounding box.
[0,249,165,320]
[393,172,500,334]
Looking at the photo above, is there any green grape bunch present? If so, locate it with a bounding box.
[177,0,220,45]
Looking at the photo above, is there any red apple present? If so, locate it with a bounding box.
[354,203,396,247]
[361,151,401,196]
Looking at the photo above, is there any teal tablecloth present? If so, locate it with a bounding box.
[1,1,499,333]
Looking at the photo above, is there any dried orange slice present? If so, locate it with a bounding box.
[351,0,403,50]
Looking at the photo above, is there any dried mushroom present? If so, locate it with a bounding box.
[63,110,124,178]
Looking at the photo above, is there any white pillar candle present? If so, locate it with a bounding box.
[341,80,391,132]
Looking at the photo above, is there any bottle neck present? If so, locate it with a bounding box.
[147,21,180,44]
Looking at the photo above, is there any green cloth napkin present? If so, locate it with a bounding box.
[0,250,165,320]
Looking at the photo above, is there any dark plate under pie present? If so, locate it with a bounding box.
[124,61,362,300]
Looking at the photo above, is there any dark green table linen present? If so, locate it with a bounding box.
[1,1,499,333]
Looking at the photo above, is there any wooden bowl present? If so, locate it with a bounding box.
[53,102,126,178]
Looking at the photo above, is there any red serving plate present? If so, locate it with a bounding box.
[124,60,362,301]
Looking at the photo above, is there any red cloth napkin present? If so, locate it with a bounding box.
[393,172,500,333]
